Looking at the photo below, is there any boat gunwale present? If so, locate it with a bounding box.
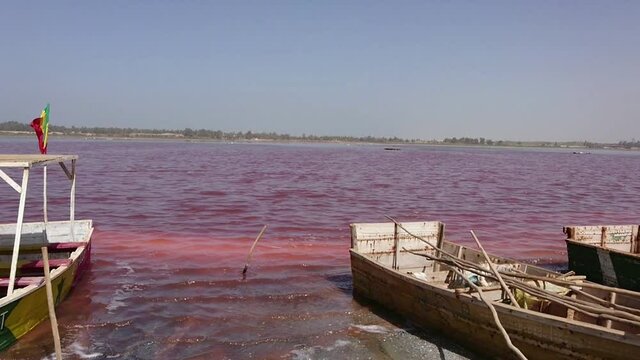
[565,238,640,260]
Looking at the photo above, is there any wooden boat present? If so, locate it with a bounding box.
[564,225,639,291]
[0,155,93,351]
[350,221,640,360]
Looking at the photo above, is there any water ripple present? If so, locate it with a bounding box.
[0,138,639,358]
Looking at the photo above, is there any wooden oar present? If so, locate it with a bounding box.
[42,246,62,360]
[242,225,268,276]
[405,247,640,327]
[499,271,640,298]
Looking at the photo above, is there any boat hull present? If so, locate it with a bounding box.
[351,250,640,360]
[566,240,640,292]
[0,220,92,351]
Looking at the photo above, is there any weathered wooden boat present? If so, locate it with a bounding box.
[350,221,640,360]
[564,225,639,292]
[0,155,93,351]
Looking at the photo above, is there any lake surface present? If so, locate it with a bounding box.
[0,137,639,359]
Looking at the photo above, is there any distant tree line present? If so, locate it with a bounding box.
[618,139,640,149]
[443,137,494,145]
[0,121,175,136]
[0,121,635,149]
[0,121,417,144]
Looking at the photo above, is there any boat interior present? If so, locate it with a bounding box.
[0,220,92,293]
[351,221,640,334]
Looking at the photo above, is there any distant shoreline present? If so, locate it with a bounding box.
[2,131,638,152]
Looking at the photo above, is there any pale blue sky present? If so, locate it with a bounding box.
[1,1,639,142]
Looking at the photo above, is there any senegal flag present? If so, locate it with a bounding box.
[30,104,50,154]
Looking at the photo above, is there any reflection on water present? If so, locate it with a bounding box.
[0,137,638,359]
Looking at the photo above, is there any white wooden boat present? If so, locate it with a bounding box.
[0,155,93,350]
[350,221,640,360]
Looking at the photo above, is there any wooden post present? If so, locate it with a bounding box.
[604,292,617,329]
[393,223,400,270]
[42,247,63,360]
[43,166,49,247]
[70,159,76,242]
[567,293,576,320]
[601,226,607,248]
[43,165,48,223]
[432,222,445,272]
[7,168,29,296]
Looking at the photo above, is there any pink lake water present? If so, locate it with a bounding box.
[0,137,639,359]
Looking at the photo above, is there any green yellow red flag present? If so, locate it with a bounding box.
[29,104,50,154]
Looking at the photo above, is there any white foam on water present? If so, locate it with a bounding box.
[350,324,389,334]
[40,342,103,359]
[290,339,352,359]
[123,265,135,275]
[331,340,351,348]
[105,261,142,312]
[70,342,103,358]
[106,287,131,312]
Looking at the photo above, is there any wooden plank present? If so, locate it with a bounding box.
[0,276,42,287]
[632,226,639,254]
[393,223,399,270]
[58,162,73,180]
[42,246,63,360]
[7,168,29,295]
[0,220,93,247]
[605,292,617,329]
[350,221,442,254]
[433,222,446,272]
[565,225,636,246]
[0,169,22,193]
[0,242,85,255]
[0,258,71,272]
[567,293,576,320]
[0,155,78,168]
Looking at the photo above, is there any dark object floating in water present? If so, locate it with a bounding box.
[384,147,400,151]
[573,151,590,154]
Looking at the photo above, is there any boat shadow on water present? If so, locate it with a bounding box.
[325,273,485,360]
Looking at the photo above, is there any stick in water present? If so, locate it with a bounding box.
[42,246,63,360]
[242,225,268,275]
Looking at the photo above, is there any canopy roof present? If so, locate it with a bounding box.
[0,154,78,168]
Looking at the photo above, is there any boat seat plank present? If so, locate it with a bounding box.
[18,258,71,271]
[0,276,42,287]
[0,242,86,255]
[0,258,71,273]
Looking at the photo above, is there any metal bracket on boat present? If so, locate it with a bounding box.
[58,161,75,181]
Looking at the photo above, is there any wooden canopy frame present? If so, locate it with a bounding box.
[0,154,78,295]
